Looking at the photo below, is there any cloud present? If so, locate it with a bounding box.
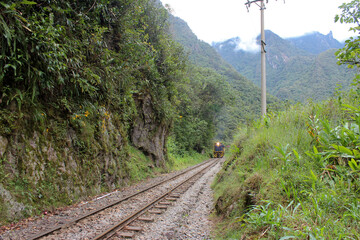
[234,37,260,52]
[213,36,259,53]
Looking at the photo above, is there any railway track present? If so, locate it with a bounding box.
[18,158,219,240]
[94,159,219,240]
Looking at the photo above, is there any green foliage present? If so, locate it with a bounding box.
[167,136,209,170]
[335,0,360,68]
[213,3,360,239]
[0,0,241,224]
[0,0,224,154]
[0,0,187,127]
[0,0,218,223]
[212,89,360,239]
[304,105,360,188]
[0,109,18,135]
[172,66,232,152]
[126,146,163,181]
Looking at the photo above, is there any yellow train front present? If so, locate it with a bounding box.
[213,142,225,158]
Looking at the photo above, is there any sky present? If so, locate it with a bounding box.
[160,0,355,51]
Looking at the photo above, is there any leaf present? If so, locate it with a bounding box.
[15,13,29,23]
[20,1,37,4]
[293,203,301,213]
[310,170,317,181]
[313,145,319,154]
[352,149,360,158]
[293,149,300,160]
[0,15,12,46]
[4,64,16,71]
[349,159,360,171]
[342,104,358,111]
[0,2,10,8]
[31,83,37,102]
[332,144,353,156]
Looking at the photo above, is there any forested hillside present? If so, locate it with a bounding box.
[169,16,282,140]
[213,30,355,102]
[0,0,229,222]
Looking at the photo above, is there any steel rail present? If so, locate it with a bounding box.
[93,159,219,240]
[27,159,216,240]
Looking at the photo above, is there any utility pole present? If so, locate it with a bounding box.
[245,0,267,116]
[245,0,284,116]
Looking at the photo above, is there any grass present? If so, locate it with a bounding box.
[212,93,360,239]
[126,146,164,182]
[168,150,210,171]
[166,134,212,171]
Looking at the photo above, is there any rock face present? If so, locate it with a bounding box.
[0,95,170,222]
[0,184,26,221]
[0,136,8,157]
[0,118,127,221]
[131,94,170,167]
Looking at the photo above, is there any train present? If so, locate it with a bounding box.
[213,142,225,158]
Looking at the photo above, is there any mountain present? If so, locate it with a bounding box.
[288,31,344,54]
[168,16,282,139]
[213,30,355,102]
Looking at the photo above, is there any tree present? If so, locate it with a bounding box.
[335,0,360,68]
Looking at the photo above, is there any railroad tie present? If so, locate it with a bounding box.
[124,226,143,231]
[137,216,154,222]
[148,209,162,214]
[155,205,168,209]
[165,197,178,201]
[169,193,181,198]
[117,232,135,238]
[159,201,172,205]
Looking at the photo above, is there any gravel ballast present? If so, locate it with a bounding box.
[0,159,223,240]
[134,159,223,240]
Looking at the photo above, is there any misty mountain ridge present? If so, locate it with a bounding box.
[288,31,344,54]
[214,30,344,55]
[213,30,355,102]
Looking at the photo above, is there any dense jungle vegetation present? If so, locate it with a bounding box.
[212,1,360,238]
[0,0,228,154]
[0,0,236,222]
